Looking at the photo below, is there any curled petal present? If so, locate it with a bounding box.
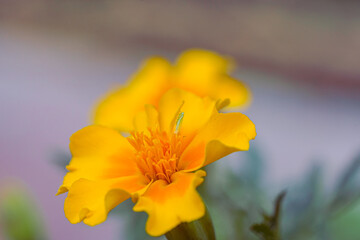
[57,125,141,195]
[64,176,147,226]
[133,170,206,237]
[179,112,256,171]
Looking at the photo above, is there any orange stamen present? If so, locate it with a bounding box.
[128,129,184,184]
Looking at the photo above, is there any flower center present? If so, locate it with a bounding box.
[128,129,184,183]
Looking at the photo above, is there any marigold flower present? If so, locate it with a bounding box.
[57,89,256,236]
[94,49,251,132]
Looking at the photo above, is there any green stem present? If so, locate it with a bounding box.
[165,206,216,240]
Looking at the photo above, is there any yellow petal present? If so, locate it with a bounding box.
[213,76,252,108]
[93,57,171,132]
[158,88,216,141]
[133,170,206,237]
[174,49,232,94]
[133,104,159,132]
[173,49,251,108]
[64,176,146,226]
[179,112,256,171]
[57,125,142,195]
[94,50,251,132]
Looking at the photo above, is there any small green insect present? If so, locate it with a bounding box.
[175,112,184,134]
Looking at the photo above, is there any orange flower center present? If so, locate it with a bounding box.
[128,129,184,183]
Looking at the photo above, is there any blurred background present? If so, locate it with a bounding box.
[1,1,360,239]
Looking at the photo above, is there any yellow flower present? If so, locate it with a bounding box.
[94,49,251,132]
[57,89,256,236]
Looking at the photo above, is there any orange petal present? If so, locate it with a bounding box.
[93,57,171,132]
[57,125,142,195]
[133,170,206,236]
[157,88,216,142]
[179,112,256,171]
[64,176,147,226]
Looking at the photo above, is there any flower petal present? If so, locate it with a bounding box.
[133,170,206,237]
[173,49,251,108]
[93,57,171,131]
[158,88,216,141]
[133,104,159,132]
[179,112,256,171]
[64,176,147,226]
[174,49,231,92]
[213,76,251,108]
[57,125,143,195]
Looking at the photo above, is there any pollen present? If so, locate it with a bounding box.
[127,129,184,183]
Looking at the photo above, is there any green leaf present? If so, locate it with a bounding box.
[281,164,324,239]
[251,191,286,240]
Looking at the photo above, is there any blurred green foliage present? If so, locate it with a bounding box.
[0,183,47,240]
[251,191,285,240]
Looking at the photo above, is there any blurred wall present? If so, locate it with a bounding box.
[1,0,360,91]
